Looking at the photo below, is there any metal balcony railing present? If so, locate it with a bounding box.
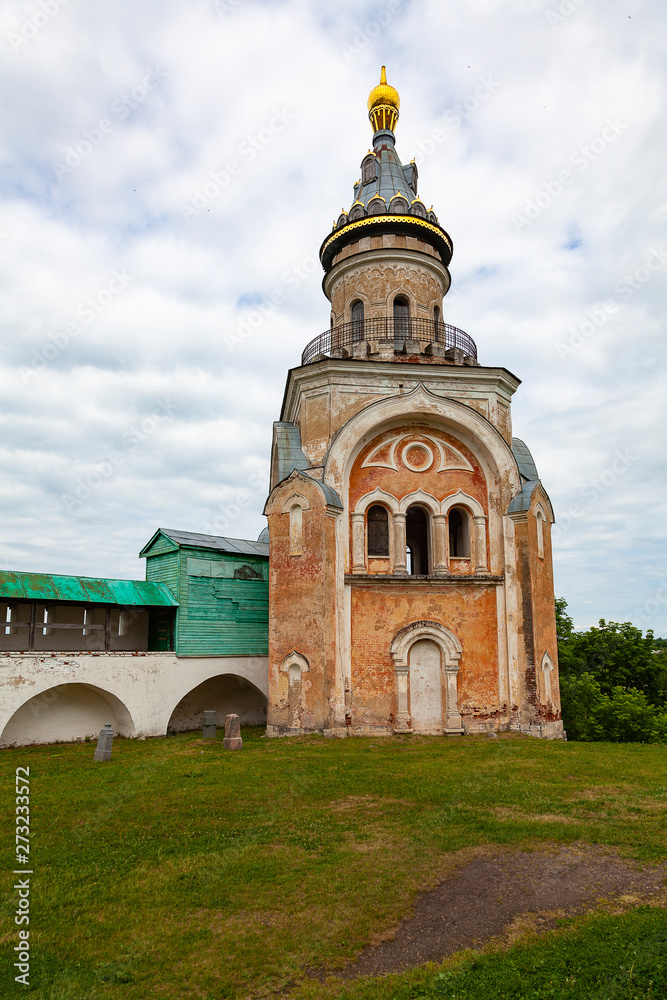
[301,317,477,366]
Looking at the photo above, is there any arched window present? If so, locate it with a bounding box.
[351,300,364,342]
[362,155,377,184]
[448,508,470,558]
[394,296,410,339]
[367,505,389,557]
[433,305,441,328]
[406,505,429,575]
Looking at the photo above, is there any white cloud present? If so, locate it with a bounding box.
[0,0,665,633]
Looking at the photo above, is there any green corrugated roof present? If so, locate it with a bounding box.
[0,572,178,607]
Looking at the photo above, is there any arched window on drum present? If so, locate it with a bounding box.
[351,300,365,342]
[393,295,410,341]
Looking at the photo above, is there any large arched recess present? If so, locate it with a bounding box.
[0,684,135,747]
[323,383,521,572]
[167,674,268,733]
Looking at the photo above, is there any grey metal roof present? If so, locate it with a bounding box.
[507,480,540,515]
[144,529,268,559]
[273,422,310,484]
[257,526,269,544]
[512,437,540,482]
[353,134,417,211]
[303,474,343,509]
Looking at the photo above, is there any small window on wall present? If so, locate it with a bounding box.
[367,505,389,557]
[351,300,364,342]
[433,305,441,328]
[449,508,471,558]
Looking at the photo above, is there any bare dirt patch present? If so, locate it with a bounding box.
[323,845,667,980]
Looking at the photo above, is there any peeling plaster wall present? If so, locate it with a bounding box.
[348,583,500,732]
[265,476,342,733]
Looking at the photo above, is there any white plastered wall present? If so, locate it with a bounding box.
[0,653,268,747]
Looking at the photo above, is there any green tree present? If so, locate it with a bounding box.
[555,600,662,705]
[556,599,667,741]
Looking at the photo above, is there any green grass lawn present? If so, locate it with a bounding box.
[1,730,666,999]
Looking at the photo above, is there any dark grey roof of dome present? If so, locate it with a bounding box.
[351,133,418,212]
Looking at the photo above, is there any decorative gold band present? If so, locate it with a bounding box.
[321,214,452,258]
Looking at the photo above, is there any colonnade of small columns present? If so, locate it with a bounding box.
[350,503,488,576]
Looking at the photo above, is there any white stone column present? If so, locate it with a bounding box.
[433,514,448,576]
[351,512,366,574]
[474,516,488,572]
[393,513,407,575]
[444,659,464,735]
[394,665,412,733]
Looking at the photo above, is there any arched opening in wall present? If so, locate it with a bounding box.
[0,684,135,748]
[351,299,365,341]
[393,295,410,342]
[167,674,267,733]
[433,305,441,328]
[408,639,442,731]
[406,506,430,575]
[367,504,389,557]
[448,507,471,558]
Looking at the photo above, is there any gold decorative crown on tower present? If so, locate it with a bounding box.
[367,66,400,133]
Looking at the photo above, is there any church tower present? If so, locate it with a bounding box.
[264,69,564,739]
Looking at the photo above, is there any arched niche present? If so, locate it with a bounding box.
[167,674,267,733]
[0,683,135,747]
[280,651,310,728]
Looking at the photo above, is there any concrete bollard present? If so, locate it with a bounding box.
[201,710,218,739]
[223,713,242,750]
[93,722,114,762]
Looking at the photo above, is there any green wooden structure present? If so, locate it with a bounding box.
[139,529,269,657]
[0,572,177,652]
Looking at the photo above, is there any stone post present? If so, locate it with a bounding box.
[474,516,488,572]
[223,713,243,750]
[201,710,217,738]
[393,513,407,575]
[93,722,113,762]
[351,512,366,574]
[393,666,413,733]
[433,514,448,576]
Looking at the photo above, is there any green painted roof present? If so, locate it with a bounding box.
[0,572,178,607]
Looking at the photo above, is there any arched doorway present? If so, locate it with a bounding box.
[167,674,267,733]
[0,684,135,747]
[390,621,464,735]
[408,639,442,731]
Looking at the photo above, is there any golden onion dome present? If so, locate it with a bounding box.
[367,66,400,133]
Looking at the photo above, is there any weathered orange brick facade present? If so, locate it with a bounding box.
[264,69,564,740]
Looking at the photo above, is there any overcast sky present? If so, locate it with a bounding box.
[1,0,665,635]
